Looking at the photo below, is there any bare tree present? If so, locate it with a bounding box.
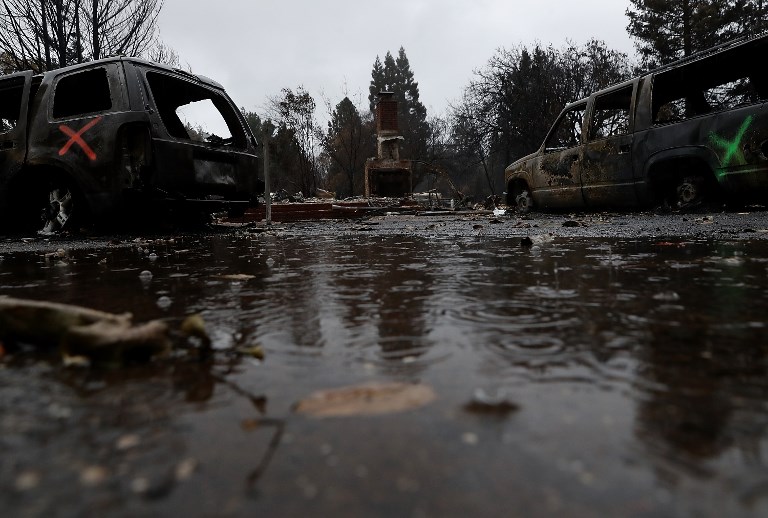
[450,40,632,197]
[268,87,322,197]
[84,0,162,61]
[0,0,163,73]
[146,38,179,67]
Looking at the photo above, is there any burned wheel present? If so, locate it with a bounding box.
[41,184,76,234]
[515,190,533,214]
[675,175,705,209]
[15,175,88,235]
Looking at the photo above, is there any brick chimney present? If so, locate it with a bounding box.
[375,92,402,161]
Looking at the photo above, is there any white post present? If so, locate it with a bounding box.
[264,136,272,225]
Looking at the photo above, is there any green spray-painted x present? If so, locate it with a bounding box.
[709,115,754,168]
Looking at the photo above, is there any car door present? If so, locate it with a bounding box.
[581,84,639,207]
[141,69,258,201]
[0,71,33,181]
[533,102,587,209]
[27,63,129,202]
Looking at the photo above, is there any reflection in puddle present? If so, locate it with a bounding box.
[1,235,768,516]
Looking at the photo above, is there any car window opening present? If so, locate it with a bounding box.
[590,86,633,140]
[146,72,245,148]
[545,104,586,151]
[652,46,768,125]
[52,67,112,119]
[0,77,25,133]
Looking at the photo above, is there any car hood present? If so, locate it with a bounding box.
[506,151,538,172]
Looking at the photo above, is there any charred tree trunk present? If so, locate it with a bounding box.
[91,0,99,60]
[682,0,693,57]
[75,0,82,62]
[41,0,51,69]
[55,0,66,66]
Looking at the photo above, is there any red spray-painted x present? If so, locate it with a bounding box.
[58,116,102,161]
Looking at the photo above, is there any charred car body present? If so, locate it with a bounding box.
[505,33,768,212]
[0,57,262,232]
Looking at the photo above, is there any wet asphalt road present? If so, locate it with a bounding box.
[2,207,768,517]
[1,208,768,254]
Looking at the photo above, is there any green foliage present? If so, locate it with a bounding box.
[626,0,768,67]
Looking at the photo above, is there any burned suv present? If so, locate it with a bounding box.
[0,57,261,232]
[505,33,768,212]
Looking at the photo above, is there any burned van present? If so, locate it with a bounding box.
[0,57,261,232]
[505,33,768,212]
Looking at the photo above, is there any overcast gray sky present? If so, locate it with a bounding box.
[158,0,635,118]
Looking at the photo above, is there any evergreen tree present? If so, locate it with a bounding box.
[321,97,373,197]
[744,0,768,32]
[368,47,431,160]
[626,0,768,68]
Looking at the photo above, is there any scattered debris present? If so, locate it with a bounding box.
[175,458,198,482]
[478,194,501,210]
[294,382,436,418]
[79,465,109,488]
[463,389,520,417]
[62,353,91,368]
[44,248,68,260]
[0,296,170,364]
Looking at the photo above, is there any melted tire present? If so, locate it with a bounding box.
[515,190,533,214]
[675,175,706,210]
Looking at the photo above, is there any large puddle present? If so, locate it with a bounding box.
[2,233,768,516]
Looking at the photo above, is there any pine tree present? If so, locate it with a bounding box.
[368,56,385,108]
[322,97,373,197]
[627,0,767,68]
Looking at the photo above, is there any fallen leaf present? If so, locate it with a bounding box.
[180,314,210,345]
[294,382,436,418]
[241,418,261,431]
[463,388,520,417]
[0,297,170,365]
[236,345,264,360]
